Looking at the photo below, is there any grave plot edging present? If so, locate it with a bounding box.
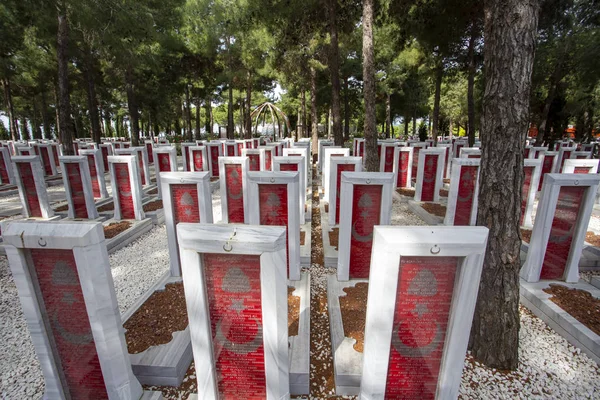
[320,202,338,268]
[300,221,312,266]
[106,218,153,254]
[407,200,443,225]
[288,272,310,395]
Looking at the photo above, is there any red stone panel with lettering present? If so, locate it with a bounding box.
[0,151,9,183]
[259,184,289,273]
[384,146,395,172]
[30,249,109,399]
[412,147,421,183]
[467,154,480,159]
[40,147,53,176]
[137,153,147,185]
[574,166,592,174]
[225,164,245,223]
[559,151,572,172]
[420,155,438,202]
[540,186,585,280]
[576,154,589,159]
[65,163,88,219]
[335,164,356,225]
[455,144,464,159]
[539,154,555,191]
[17,162,42,217]
[157,153,172,172]
[146,143,154,163]
[53,145,60,167]
[210,146,220,177]
[279,163,298,173]
[349,184,382,279]
[248,154,260,171]
[114,163,135,219]
[171,184,201,224]
[359,141,364,158]
[203,253,266,398]
[227,144,236,156]
[377,144,382,165]
[397,151,410,188]
[520,166,534,226]
[100,147,109,171]
[454,165,478,226]
[192,150,204,171]
[86,155,101,198]
[385,256,457,399]
[524,148,530,158]
[265,150,272,171]
[237,142,244,155]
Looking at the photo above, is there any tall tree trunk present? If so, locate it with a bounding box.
[40,89,51,139]
[326,108,331,139]
[185,85,193,142]
[467,23,478,147]
[343,77,350,141]
[469,0,540,370]
[227,83,234,139]
[431,60,443,146]
[404,116,410,138]
[32,100,42,139]
[385,93,391,139]
[205,97,212,136]
[83,51,102,145]
[301,87,307,139]
[245,71,252,138]
[362,0,378,172]
[125,69,140,146]
[57,9,74,154]
[327,0,343,146]
[2,77,19,140]
[104,109,112,137]
[413,111,417,137]
[195,96,201,140]
[310,66,319,156]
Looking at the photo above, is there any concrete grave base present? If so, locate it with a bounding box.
[289,272,311,395]
[0,184,18,197]
[209,178,219,194]
[327,275,368,396]
[520,278,600,365]
[141,197,165,225]
[300,222,312,266]
[319,202,338,268]
[122,272,193,387]
[591,276,600,289]
[105,218,153,254]
[521,241,600,269]
[140,391,164,399]
[407,200,444,225]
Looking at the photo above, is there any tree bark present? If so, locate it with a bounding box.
[404,116,410,138]
[57,9,74,154]
[205,97,212,136]
[301,87,307,139]
[245,71,252,138]
[20,116,29,140]
[310,66,319,156]
[362,0,378,172]
[125,69,140,146]
[32,100,42,139]
[2,77,19,140]
[385,93,391,139]
[467,23,478,147]
[432,60,443,145]
[327,0,343,146]
[195,97,201,140]
[227,82,234,139]
[185,85,193,141]
[469,0,540,370]
[40,89,51,139]
[104,109,112,137]
[343,77,350,141]
[83,51,102,145]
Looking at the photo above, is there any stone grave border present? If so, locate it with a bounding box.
[218,156,250,224]
[521,173,600,283]
[444,158,481,226]
[273,156,307,223]
[79,148,109,199]
[359,225,488,399]
[177,223,290,399]
[414,147,446,203]
[320,200,339,267]
[288,271,311,395]
[161,171,213,277]
[12,155,55,219]
[337,172,394,281]
[59,156,99,220]
[322,147,350,203]
[328,157,363,227]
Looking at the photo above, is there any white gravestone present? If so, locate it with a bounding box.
[189,146,210,173]
[107,155,145,221]
[318,140,335,172]
[323,147,350,203]
[161,171,213,277]
[437,143,452,179]
[521,158,543,228]
[528,146,548,159]
[258,146,276,171]
[408,142,427,185]
[572,151,592,159]
[360,225,488,400]
[459,147,481,158]
[392,146,413,189]
[205,142,223,178]
[354,138,365,159]
[521,173,600,283]
[1,220,144,399]
[176,223,290,399]
[153,146,177,200]
[328,157,363,226]
[219,156,250,224]
[247,171,301,281]
[444,158,481,226]
[562,159,599,174]
[242,148,266,172]
[414,147,446,203]
[59,156,99,219]
[79,149,109,199]
[223,141,238,157]
[181,142,196,172]
[337,172,394,281]
[273,156,306,223]
[12,156,54,219]
[34,143,58,177]
[283,147,310,191]
[554,146,577,173]
[115,147,151,187]
[0,147,15,184]
[144,140,155,165]
[379,142,397,173]
[98,143,113,172]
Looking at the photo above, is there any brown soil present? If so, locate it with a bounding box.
[143,200,163,212]
[397,187,415,197]
[421,202,447,218]
[521,228,532,243]
[104,221,131,239]
[586,231,600,247]
[324,203,329,213]
[443,178,451,184]
[544,284,600,336]
[147,188,158,196]
[124,282,188,354]
[54,203,69,212]
[97,202,115,212]
[300,230,305,246]
[144,362,197,398]
[440,188,449,197]
[210,177,219,182]
[329,228,339,251]
[339,282,368,353]
[288,287,300,337]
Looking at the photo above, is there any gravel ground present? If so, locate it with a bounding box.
[391,195,427,226]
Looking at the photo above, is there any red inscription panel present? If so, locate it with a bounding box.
[259,184,289,273]
[210,146,220,177]
[279,163,298,173]
[40,147,53,176]
[386,256,457,399]
[227,144,236,156]
[520,166,534,226]
[237,143,244,155]
[65,163,88,218]
[114,163,135,219]
[540,186,585,280]
[192,149,204,171]
[225,164,245,223]
[412,147,421,182]
[397,151,410,188]
[467,154,480,159]
[0,152,9,183]
[265,150,272,171]
[17,162,42,217]
[53,145,60,167]
[136,153,147,185]
[157,153,172,172]
[335,164,356,225]
[455,144,464,159]
[559,151,572,172]
[539,154,555,191]
[30,249,109,399]
[203,253,266,398]
[359,141,364,158]
[574,166,592,174]
[377,144,382,165]
[184,146,191,172]
[420,155,438,202]
[349,184,382,278]
[171,184,200,224]
[524,148,530,158]
[576,154,589,159]
[442,147,449,178]
[146,143,154,163]
[454,165,478,226]
[100,147,109,171]
[248,154,260,171]
[384,146,395,172]
[86,155,101,198]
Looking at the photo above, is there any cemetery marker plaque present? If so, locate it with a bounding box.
[219,157,249,224]
[393,147,413,189]
[444,159,480,226]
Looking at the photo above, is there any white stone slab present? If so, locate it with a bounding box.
[323,147,350,204]
[258,145,276,171]
[180,142,196,172]
[12,156,54,219]
[555,146,577,173]
[59,156,99,219]
[283,147,310,189]
[108,155,145,221]
[529,146,548,159]
[562,158,599,174]
[360,225,489,400]
[34,143,58,177]
[153,146,177,199]
[378,142,397,172]
[288,272,310,395]
[273,156,306,222]
[79,148,109,199]
[414,147,446,202]
[328,157,363,226]
[218,156,250,224]
[115,147,152,187]
[188,146,210,173]
[522,158,543,228]
[572,151,592,159]
[242,148,266,172]
[0,147,15,184]
[444,158,481,226]
[459,147,481,158]
[318,140,335,172]
[392,146,413,190]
